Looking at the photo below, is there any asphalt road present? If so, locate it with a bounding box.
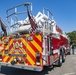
[0,51,76,75]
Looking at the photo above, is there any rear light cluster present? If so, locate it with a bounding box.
[4,50,8,54]
[4,38,9,45]
[36,52,40,65]
[27,36,33,41]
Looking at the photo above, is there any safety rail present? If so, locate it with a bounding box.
[43,8,54,20]
[6,2,32,25]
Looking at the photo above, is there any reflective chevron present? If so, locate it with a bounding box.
[1,33,43,68]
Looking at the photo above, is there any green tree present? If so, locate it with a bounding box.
[67,30,76,45]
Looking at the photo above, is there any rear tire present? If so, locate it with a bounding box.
[62,51,66,63]
[57,54,62,67]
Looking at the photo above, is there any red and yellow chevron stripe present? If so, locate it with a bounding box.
[1,33,43,68]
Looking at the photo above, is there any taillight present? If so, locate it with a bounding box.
[36,52,40,65]
[4,50,8,54]
[4,38,9,45]
[0,52,2,61]
[21,59,24,64]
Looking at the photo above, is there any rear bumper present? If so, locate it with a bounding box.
[0,62,43,71]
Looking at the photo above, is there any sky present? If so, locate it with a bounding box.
[0,0,76,33]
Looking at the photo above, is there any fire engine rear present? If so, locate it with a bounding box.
[0,2,70,71]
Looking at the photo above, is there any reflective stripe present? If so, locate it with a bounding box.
[2,34,43,68]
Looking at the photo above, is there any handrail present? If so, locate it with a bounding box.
[43,8,54,20]
[6,2,32,24]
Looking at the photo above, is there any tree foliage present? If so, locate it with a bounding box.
[67,30,76,45]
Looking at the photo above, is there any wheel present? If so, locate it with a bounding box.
[62,51,66,62]
[57,54,62,67]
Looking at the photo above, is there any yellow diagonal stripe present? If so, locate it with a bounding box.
[27,55,35,65]
[35,35,42,42]
[22,38,26,46]
[9,57,13,62]
[27,44,35,57]
[9,39,13,46]
[3,56,9,62]
[31,40,42,53]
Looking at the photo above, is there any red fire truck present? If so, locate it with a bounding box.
[0,2,70,71]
